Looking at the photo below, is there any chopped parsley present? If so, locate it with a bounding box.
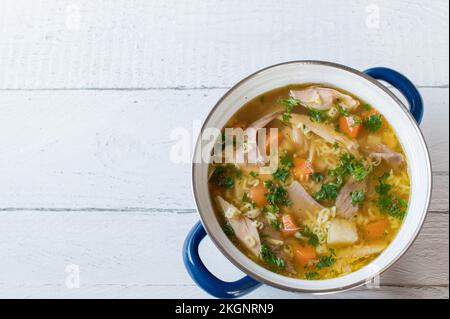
[329,153,372,182]
[351,190,366,206]
[316,255,336,269]
[272,152,294,182]
[300,226,320,247]
[280,152,294,168]
[280,98,300,123]
[363,103,372,111]
[350,162,371,181]
[264,181,291,208]
[337,105,349,116]
[211,164,242,189]
[249,171,259,178]
[375,172,407,219]
[270,219,282,230]
[311,172,324,183]
[309,108,329,123]
[305,271,319,280]
[222,222,235,239]
[264,204,280,214]
[242,193,256,207]
[313,176,343,201]
[332,142,340,150]
[273,168,290,182]
[350,116,362,127]
[210,165,242,189]
[261,244,286,269]
[364,114,383,132]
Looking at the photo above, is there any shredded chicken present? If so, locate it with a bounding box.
[287,181,324,219]
[337,243,387,259]
[245,111,283,132]
[290,86,360,111]
[257,217,297,274]
[216,196,261,256]
[363,143,405,168]
[335,179,367,219]
[236,111,283,165]
[288,114,359,153]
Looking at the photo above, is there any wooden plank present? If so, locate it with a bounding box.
[0,88,447,210]
[0,284,446,299]
[0,211,447,299]
[0,0,448,89]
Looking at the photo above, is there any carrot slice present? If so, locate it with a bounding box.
[291,242,318,266]
[364,219,390,241]
[339,115,362,138]
[249,183,268,207]
[281,214,300,237]
[293,158,313,179]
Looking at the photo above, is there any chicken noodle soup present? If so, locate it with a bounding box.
[208,84,410,280]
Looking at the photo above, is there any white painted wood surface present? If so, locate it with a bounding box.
[0,0,448,299]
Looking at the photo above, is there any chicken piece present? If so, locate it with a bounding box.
[363,143,405,168]
[291,127,309,156]
[287,181,324,219]
[236,111,284,165]
[337,243,387,259]
[290,86,360,111]
[327,219,358,247]
[289,114,359,153]
[245,111,284,132]
[257,216,297,274]
[216,196,261,256]
[335,179,367,219]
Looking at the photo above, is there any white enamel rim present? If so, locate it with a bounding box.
[191,61,432,293]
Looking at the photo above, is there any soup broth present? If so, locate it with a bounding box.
[208,84,410,280]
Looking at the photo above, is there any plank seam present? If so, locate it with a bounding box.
[0,85,448,91]
[0,208,447,214]
[0,282,446,289]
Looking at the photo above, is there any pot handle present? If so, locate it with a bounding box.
[183,221,262,298]
[363,67,423,124]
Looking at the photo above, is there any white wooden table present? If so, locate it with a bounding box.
[0,0,448,299]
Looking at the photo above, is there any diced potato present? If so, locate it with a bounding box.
[327,219,358,247]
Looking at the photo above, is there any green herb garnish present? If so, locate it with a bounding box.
[311,172,324,183]
[329,153,371,182]
[222,222,235,239]
[272,152,294,182]
[316,255,336,269]
[264,181,291,207]
[261,244,286,269]
[280,98,300,123]
[337,105,349,116]
[364,114,383,132]
[375,172,407,219]
[210,165,242,189]
[273,168,290,182]
[300,226,320,247]
[249,171,259,178]
[313,177,343,201]
[351,190,366,206]
[280,152,294,168]
[309,108,329,123]
[270,219,282,230]
[305,271,319,280]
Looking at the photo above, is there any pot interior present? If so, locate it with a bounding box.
[192,61,432,292]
